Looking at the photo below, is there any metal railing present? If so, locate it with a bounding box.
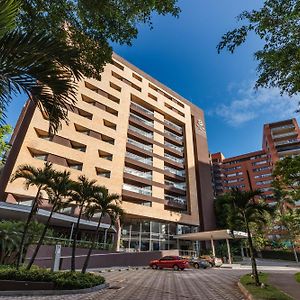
[164,141,183,152]
[123,183,152,195]
[165,194,186,205]
[124,167,152,179]
[272,131,297,139]
[165,180,186,190]
[128,125,153,138]
[125,152,153,165]
[164,166,185,177]
[271,124,295,132]
[130,113,154,127]
[275,139,300,146]
[131,102,154,116]
[127,138,153,152]
[165,153,184,163]
[164,119,182,132]
[164,129,183,141]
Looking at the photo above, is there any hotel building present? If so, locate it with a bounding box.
[0,53,215,251]
[211,118,300,203]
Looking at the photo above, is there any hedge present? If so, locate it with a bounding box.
[260,250,300,261]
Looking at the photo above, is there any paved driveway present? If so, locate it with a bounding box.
[0,268,247,300]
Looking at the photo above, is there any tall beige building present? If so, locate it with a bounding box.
[0,54,214,251]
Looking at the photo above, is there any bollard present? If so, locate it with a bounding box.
[52,244,61,272]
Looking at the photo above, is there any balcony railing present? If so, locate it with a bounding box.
[272,131,297,139]
[275,139,300,146]
[128,125,153,139]
[127,138,153,152]
[278,147,300,154]
[165,153,184,163]
[124,167,152,179]
[125,152,153,165]
[131,102,154,116]
[164,141,183,152]
[130,113,154,127]
[123,183,152,195]
[271,124,295,132]
[164,129,183,141]
[165,180,186,190]
[164,166,185,177]
[165,194,186,205]
[164,119,182,132]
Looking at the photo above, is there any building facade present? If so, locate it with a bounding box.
[211,118,300,202]
[0,53,215,252]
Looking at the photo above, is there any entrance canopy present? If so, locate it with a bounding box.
[173,229,247,241]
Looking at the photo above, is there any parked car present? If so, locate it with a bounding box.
[200,255,223,267]
[149,256,189,271]
[190,258,211,269]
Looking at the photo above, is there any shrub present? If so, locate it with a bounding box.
[0,266,105,290]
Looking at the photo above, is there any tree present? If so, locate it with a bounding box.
[0,0,84,133]
[26,170,73,270]
[68,175,98,272]
[17,0,180,80]
[10,162,54,268]
[0,120,12,166]
[217,188,274,286]
[217,0,300,97]
[81,188,123,273]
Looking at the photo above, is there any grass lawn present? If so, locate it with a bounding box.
[240,273,292,300]
[295,272,300,283]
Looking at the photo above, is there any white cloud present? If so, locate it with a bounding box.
[212,81,300,127]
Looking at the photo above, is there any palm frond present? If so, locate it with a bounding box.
[0,0,20,38]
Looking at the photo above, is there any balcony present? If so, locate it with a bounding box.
[164,166,185,177]
[128,125,153,139]
[272,131,297,139]
[165,153,184,164]
[278,147,300,155]
[164,119,182,132]
[275,139,300,147]
[164,129,183,141]
[127,138,153,152]
[130,113,154,127]
[164,141,183,152]
[124,167,152,180]
[123,183,152,195]
[165,194,187,208]
[125,152,153,165]
[165,180,186,190]
[131,102,154,116]
[271,124,295,133]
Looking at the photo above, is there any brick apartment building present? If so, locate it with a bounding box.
[0,53,215,252]
[211,118,300,203]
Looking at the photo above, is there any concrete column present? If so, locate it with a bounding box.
[226,239,232,264]
[128,225,132,251]
[138,222,142,251]
[210,236,216,257]
[240,242,245,260]
[149,221,153,251]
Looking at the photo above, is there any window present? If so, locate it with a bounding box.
[112,60,124,70]
[68,160,83,171]
[110,82,122,92]
[132,73,142,82]
[35,128,52,141]
[252,160,268,166]
[84,81,120,104]
[148,93,157,101]
[253,166,271,172]
[111,71,142,92]
[103,119,117,130]
[98,150,113,161]
[256,180,272,186]
[70,141,86,152]
[164,103,185,117]
[254,173,272,179]
[96,167,111,178]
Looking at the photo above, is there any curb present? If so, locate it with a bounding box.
[0,283,109,297]
[98,266,149,273]
[237,281,254,300]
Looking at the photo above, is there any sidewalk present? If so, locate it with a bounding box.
[268,272,300,300]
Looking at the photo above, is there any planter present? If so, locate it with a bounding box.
[0,280,54,291]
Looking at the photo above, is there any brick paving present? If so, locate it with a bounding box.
[0,268,247,300]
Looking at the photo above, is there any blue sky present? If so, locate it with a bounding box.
[6,0,300,158]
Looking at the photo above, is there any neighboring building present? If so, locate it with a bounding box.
[211,118,300,202]
[0,53,215,252]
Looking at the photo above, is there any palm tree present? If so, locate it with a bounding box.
[225,188,274,286]
[68,175,98,272]
[26,170,73,270]
[82,188,123,273]
[10,162,54,268]
[0,0,83,133]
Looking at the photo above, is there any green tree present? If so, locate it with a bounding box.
[68,175,98,272]
[10,162,54,268]
[26,170,73,270]
[217,0,300,97]
[0,121,12,166]
[82,188,123,273]
[0,0,83,133]
[17,0,180,80]
[217,188,274,286]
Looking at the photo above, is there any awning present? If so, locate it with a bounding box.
[0,202,114,231]
[173,229,247,241]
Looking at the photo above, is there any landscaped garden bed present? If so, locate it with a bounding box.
[0,266,105,291]
[295,272,300,283]
[239,273,292,300]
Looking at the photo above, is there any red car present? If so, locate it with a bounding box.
[149,256,189,271]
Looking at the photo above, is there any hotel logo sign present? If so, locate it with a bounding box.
[196,119,206,136]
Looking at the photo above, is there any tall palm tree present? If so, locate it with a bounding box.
[0,0,83,133]
[10,162,54,268]
[226,188,274,286]
[26,170,73,270]
[82,188,123,273]
[68,175,98,272]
